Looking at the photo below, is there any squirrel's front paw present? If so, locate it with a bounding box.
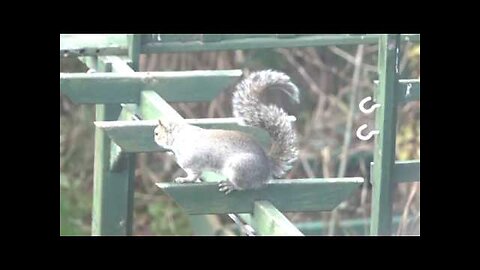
[218,180,237,195]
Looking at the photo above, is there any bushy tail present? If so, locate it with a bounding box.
[232,70,299,178]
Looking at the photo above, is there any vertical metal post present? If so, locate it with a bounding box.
[91,35,141,235]
[370,34,400,235]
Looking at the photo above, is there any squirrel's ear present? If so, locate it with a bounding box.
[158,119,165,127]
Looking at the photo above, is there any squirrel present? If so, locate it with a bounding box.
[154,70,300,194]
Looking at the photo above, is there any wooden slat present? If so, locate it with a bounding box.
[252,201,303,236]
[370,160,420,183]
[142,34,419,53]
[155,178,363,214]
[93,118,281,152]
[59,69,242,104]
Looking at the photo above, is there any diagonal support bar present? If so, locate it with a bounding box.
[252,201,303,236]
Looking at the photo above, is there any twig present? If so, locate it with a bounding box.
[277,48,324,94]
[300,157,315,178]
[337,45,364,178]
[397,182,419,235]
[321,147,331,178]
[329,46,377,73]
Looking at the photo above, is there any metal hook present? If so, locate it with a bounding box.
[359,96,381,114]
[356,124,379,141]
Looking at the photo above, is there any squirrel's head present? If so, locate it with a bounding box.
[154,119,183,148]
[154,119,172,147]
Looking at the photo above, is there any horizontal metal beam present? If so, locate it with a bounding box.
[59,69,242,104]
[252,201,303,236]
[60,34,419,57]
[370,160,420,184]
[60,34,128,57]
[142,34,419,53]
[155,177,363,214]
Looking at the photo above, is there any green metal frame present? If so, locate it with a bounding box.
[370,34,420,235]
[60,34,419,236]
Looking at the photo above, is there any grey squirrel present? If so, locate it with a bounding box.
[154,70,299,194]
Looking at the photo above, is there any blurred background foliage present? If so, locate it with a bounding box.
[60,39,420,236]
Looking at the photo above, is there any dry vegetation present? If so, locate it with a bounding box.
[60,42,420,236]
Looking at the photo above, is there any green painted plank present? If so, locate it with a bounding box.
[296,215,409,236]
[374,79,420,104]
[370,160,420,184]
[60,34,128,57]
[94,119,273,152]
[141,34,419,53]
[370,35,401,236]
[252,201,303,236]
[59,69,242,104]
[155,178,363,215]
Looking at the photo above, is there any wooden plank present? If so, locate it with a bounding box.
[59,69,242,104]
[370,34,400,236]
[142,34,419,53]
[155,178,363,215]
[60,34,128,57]
[252,201,303,236]
[93,118,281,152]
[374,79,420,104]
[370,160,420,183]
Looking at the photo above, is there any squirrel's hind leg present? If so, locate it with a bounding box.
[175,169,201,183]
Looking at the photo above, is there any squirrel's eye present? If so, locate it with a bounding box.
[155,133,158,136]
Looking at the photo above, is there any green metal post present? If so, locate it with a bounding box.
[91,49,139,236]
[370,34,401,235]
